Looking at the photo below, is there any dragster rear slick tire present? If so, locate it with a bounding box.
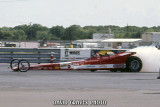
[125,56,142,72]
[18,59,30,72]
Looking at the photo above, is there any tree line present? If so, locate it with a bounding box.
[0,24,160,41]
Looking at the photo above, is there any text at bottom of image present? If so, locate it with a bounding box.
[53,100,107,106]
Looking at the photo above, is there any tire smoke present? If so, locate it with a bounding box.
[129,46,160,72]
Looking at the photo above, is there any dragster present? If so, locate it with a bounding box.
[10,51,142,72]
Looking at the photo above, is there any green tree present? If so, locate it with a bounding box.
[1,24,160,41]
[36,31,50,40]
[64,25,78,40]
[49,26,65,39]
[13,30,27,40]
[1,31,14,40]
[14,24,48,40]
[146,28,154,32]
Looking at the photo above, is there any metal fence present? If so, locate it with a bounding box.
[0,48,60,63]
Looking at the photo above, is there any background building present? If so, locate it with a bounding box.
[93,33,114,39]
[75,32,160,49]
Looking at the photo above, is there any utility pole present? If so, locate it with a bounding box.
[109,26,111,34]
[127,24,129,37]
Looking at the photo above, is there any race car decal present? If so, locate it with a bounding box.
[60,62,71,69]
[60,64,125,69]
[119,52,130,56]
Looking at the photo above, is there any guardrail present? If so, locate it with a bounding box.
[0,48,60,63]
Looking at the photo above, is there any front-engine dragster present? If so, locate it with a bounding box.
[10,51,142,72]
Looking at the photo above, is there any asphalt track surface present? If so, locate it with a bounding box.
[0,63,160,107]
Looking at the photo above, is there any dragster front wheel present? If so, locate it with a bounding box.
[18,59,30,72]
[10,59,19,71]
[126,56,142,72]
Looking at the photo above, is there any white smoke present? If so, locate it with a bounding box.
[129,46,160,72]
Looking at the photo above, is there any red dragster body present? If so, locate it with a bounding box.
[11,52,142,72]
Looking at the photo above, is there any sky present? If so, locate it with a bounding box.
[0,0,160,28]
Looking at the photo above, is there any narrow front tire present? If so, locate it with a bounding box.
[18,59,30,72]
[10,59,19,71]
